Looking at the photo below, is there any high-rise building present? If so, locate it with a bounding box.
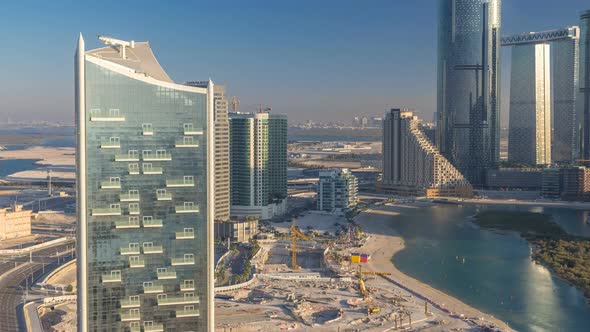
[561,166,590,201]
[317,168,358,214]
[186,82,230,221]
[437,0,502,186]
[507,43,552,165]
[229,111,287,219]
[75,35,214,332]
[502,27,579,164]
[578,10,590,162]
[382,109,473,198]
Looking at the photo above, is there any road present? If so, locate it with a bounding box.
[0,241,74,332]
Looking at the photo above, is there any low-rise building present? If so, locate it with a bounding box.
[0,205,33,240]
[541,168,562,198]
[561,166,590,201]
[486,169,543,190]
[317,168,358,215]
[214,218,259,243]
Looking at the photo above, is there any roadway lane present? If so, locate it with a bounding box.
[0,241,75,276]
[0,241,75,332]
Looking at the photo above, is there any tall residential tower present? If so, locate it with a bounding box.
[437,0,502,185]
[229,111,287,219]
[76,35,214,332]
[382,109,473,198]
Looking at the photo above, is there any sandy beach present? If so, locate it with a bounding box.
[356,203,515,332]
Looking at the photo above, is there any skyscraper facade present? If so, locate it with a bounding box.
[76,35,214,332]
[382,109,473,198]
[578,10,590,162]
[502,27,579,164]
[186,82,230,221]
[229,111,287,219]
[437,0,502,186]
[508,43,552,165]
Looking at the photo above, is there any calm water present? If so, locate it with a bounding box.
[391,205,590,332]
[0,159,39,177]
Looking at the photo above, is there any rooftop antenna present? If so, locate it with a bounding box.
[98,35,135,59]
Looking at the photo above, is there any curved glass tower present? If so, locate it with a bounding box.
[76,35,214,332]
[437,0,501,186]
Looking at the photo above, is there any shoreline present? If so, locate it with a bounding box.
[356,203,514,332]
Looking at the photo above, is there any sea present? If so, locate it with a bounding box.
[390,204,590,332]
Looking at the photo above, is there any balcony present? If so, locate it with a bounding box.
[120,312,141,322]
[175,205,199,214]
[128,169,140,175]
[157,295,199,306]
[100,180,121,189]
[142,166,163,175]
[156,192,172,201]
[176,309,200,318]
[120,299,141,308]
[175,138,199,148]
[143,153,171,161]
[102,273,122,283]
[184,128,203,135]
[130,326,141,332]
[92,207,121,216]
[128,206,140,215]
[100,139,121,149]
[121,247,140,255]
[114,154,139,162]
[142,219,163,228]
[90,109,125,122]
[175,231,194,240]
[156,271,176,280]
[144,324,164,332]
[143,285,164,294]
[114,220,140,229]
[143,246,164,254]
[171,257,195,266]
[129,259,145,268]
[165,179,194,188]
[120,193,140,202]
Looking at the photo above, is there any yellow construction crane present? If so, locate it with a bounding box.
[290,218,311,270]
[230,96,240,113]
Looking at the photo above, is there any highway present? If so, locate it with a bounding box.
[0,241,74,332]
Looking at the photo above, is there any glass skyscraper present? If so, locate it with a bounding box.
[76,35,214,332]
[502,27,579,164]
[437,0,502,186]
[508,43,552,165]
[578,10,590,162]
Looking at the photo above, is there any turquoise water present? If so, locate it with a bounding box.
[390,205,590,332]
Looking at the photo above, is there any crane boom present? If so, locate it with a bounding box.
[290,218,312,270]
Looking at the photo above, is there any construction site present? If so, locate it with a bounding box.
[215,214,504,332]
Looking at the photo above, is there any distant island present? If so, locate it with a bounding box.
[474,210,590,300]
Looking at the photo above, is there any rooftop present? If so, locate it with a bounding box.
[86,36,172,83]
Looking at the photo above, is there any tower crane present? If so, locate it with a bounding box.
[290,218,311,270]
[230,96,240,113]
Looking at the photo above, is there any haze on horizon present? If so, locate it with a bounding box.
[0,0,586,124]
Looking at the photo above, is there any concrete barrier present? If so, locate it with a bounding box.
[215,274,256,293]
[43,295,77,304]
[0,237,72,255]
[39,258,76,286]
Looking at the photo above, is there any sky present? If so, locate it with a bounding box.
[0,0,587,125]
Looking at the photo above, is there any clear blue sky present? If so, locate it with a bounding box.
[0,0,587,124]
